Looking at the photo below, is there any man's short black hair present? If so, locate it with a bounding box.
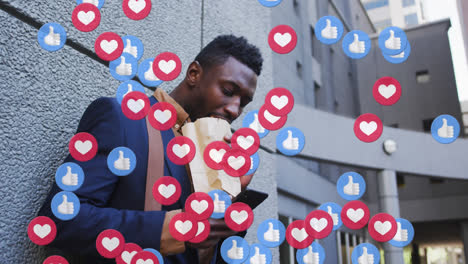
[195,35,263,76]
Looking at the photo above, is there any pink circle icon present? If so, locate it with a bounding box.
[222,149,251,177]
[353,113,383,143]
[28,216,57,246]
[167,136,196,165]
[184,192,214,220]
[95,32,124,61]
[373,77,402,106]
[169,212,198,241]
[341,201,370,230]
[152,52,182,81]
[72,3,101,32]
[43,256,69,264]
[258,105,288,131]
[96,229,125,259]
[130,250,160,264]
[152,176,181,206]
[188,219,210,244]
[368,213,397,242]
[203,141,231,170]
[305,209,333,239]
[121,91,150,120]
[268,25,297,54]
[231,128,260,155]
[122,0,152,21]
[68,132,98,162]
[148,102,177,131]
[224,202,254,232]
[285,220,314,249]
[116,243,142,264]
[264,87,294,116]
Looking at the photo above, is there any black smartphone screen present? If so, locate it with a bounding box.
[232,189,269,209]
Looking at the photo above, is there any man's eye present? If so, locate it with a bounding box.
[222,87,234,96]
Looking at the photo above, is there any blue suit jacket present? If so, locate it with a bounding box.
[38,96,220,263]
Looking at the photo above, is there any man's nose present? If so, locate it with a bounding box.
[225,97,241,122]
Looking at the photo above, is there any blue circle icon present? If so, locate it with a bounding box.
[242,110,269,138]
[221,236,250,264]
[276,127,305,156]
[431,115,460,144]
[342,30,371,59]
[315,16,344,45]
[383,40,411,64]
[257,219,286,248]
[143,248,164,264]
[116,80,146,105]
[55,162,85,192]
[379,26,408,56]
[257,0,282,7]
[208,189,232,219]
[246,152,260,175]
[388,218,415,247]
[51,191,80,221]
[107,147,137,176]
[248,244,272,264]
[318,202,342,230]
[122,35,144,61]
[296,242,326,264]
[337,172,366,201]
[76,0,105,9]
[109,53,138,81]
[138,58,164,87]
[351,243,380,264]
[37,23,67,52]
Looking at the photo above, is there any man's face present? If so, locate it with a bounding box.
[189,56,258,123]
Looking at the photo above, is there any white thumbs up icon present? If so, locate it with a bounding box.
[358,247,374,264]
[303,246,320,264]
[437,118,454,138]
[263,222,280,242]
[250,247,266,264]
[44,26,61,46]
[116,56,133,76]
[227,240,244,260]
[213,193,226,213]
[321,19,338,39]
[349,34,365,54]
[58,195,74,215]
[385,30,401,50]
[249,113,265,133]
[144,62,160,81]
[327,206,339,226]
[282,130,299,150]
[123,38,138,58]
[393,222,408,242]
[83,0,99,7]
[62,166,78,186]
[123,84,133,98]
[114,150,131,170]
[343,175,360,196]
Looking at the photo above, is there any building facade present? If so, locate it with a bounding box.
[361,0,426,31]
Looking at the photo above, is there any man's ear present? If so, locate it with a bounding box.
[185,61,203,88]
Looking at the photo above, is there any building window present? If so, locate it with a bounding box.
[389,123,399,128]
[422,118,435,132]
[402,0,415,7]
[296,61,303,79]
[405,13,419,26]
[363,0,389,10]
[279,215,296,263]
[416,70,431,83]
[373,19,392,32]
[397,173,405,187]
[430,177,445,184]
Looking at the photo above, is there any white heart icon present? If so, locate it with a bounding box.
[154,109,172,124]
[374,220,392,235]
[191,200,208,214]
[77,11,95,25]
[121,250,138,264]
[74,140,92,155]
[230,210,248,225]
[378,84,396,99]
[209,149,226,163]
[291,227,308,242]
[359,121,377,136]
[136,259,153,264]
[175,220,192,235]
[158,60,176,74]
[158,184,176,199]
[172,144,190,158]
[33,224,51,239]
[309,218,328,232]
[128,0,146,14]
[271,95,288,110]
[127,99,145,113]
[102,237,120,252]
[100,40,118,54]
[346,208,364,223]
[263,109,280,124]
[237,135,254,150]
[227,156,245,170]
[274,33,292,47]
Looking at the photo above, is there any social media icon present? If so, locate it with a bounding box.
[342,30,371,59]
[337,172,366,200]
[221,236,250,264]
[28,216,57,246]
[242,110,270,138]
[121,35,144,60]
[184,192,214,220]
[353,113,383,143]
[167,136,196,165]
[296,241,326,264]
[122,0,151,20]
[148,102,178,131]
[37,23,66,52]
[276,127,305,156]
[368,213,397,242]
[388,218,414,247]
[315,16,344,45]
[264,87,295,116]
[225,202,254,232]
[341,201,370,230]
[109,53,138,81]
[169,212,197,241]
[305,210,333,239]
[43,255,69,264]
[107,147,136,176]
[152,176,182,206]
[258,105,288,131]
[129,251,158,264]
[76,0,105,9]
[372,76,402,106]
[72,3,101,32]
[55,162,85,192]
[96,229,125,259]
[383,40,411,64]
[249,244,272,264]
[153,52,182,81]
[351,243,380,264]
[188,219,211,244]
[318,202,342,230]
[222,149,252,177]
[137,58,164,87]
[379,26,408,56]
[208,189,232,219]
[203,141,231,170]
[231,128,260,155]
[257,219,286,248]
[431,114,460,144]
[51,191,80,220]
[115,243,142,264]
[268,25,297,54]
[257,0,282,7]
[142,248,164,264]
[121,91,150,120]
[95,32,124,61]
[68,132,98,162]
[247,152,260,175]
[116,80,145,105]
[286,220,313,249]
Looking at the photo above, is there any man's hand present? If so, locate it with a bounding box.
[186,218,237,249]
[224,134,254,191]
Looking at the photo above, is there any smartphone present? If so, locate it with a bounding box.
[232,189,268,210]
